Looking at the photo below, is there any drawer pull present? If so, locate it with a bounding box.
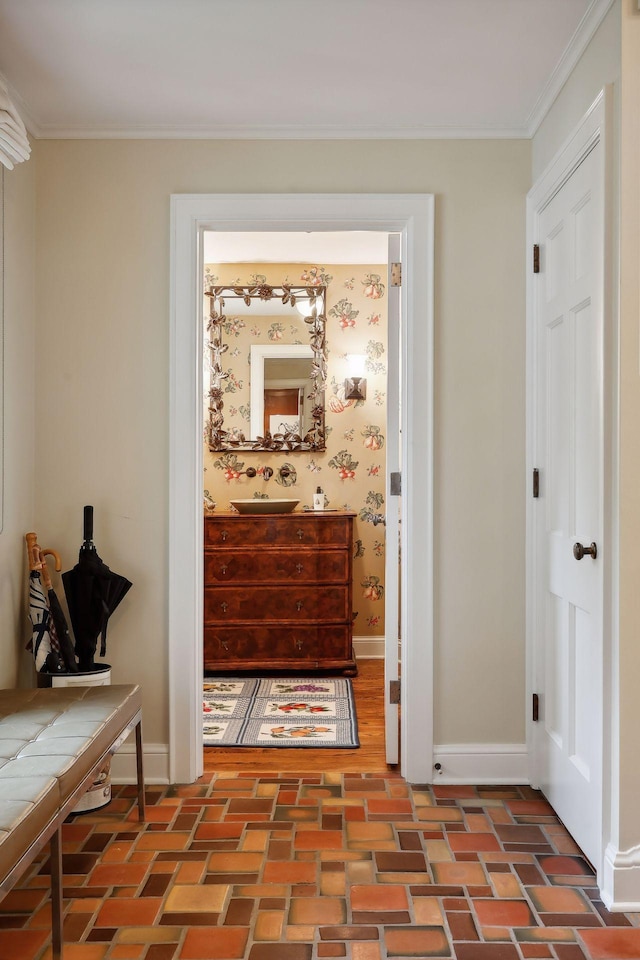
[220,564,228,575]
[221,640,229,651]
[221,601,228,613]
[296,600,304,611]
[294,637,304,650]
[296,563,304,574]
[296,528,304,540]
[220,530,229,541]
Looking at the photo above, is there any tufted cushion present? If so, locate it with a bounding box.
[0,684,141,886]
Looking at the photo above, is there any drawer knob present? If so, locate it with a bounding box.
[296,600,304,611]
[296,528,305,540]
[220,564,228,575]
[221,640,229,651]
[295,637,304,650]
[296,563,304,574]
[220,530,229,541]
[221,601,228,613]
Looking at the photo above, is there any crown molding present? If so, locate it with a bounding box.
[30,122,530,141]
[525,0,616,137]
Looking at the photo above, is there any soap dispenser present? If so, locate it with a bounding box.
[313,487,324,511]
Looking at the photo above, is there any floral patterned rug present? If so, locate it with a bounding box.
[203,677,359,747]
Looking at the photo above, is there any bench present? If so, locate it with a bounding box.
[0,684,145,959]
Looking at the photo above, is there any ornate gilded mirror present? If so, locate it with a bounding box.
[205,283,326,452]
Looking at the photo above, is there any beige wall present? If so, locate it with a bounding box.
[617,0,640,856]
[0,158,36,688]
[32,138,530,749]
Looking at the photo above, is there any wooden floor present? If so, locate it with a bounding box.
[203,658,394,773]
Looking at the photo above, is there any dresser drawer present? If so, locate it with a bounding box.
[204,624,353,667]
[204,549,349,584]
[204,585,349,622]
[204,515,352,548]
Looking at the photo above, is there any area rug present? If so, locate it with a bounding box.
[203,677,359,748]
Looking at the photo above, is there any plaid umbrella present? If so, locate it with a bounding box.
[25,533,58,672]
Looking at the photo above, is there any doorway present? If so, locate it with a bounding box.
[201,232,393,768]
[169,193,435,785]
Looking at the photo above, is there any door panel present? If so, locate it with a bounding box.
[534,142,604,868]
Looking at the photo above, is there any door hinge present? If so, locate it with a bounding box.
[390,262,402,286]
[532,693,539,722]
[390,472,401,496]
[389,680,401,704]
[533,244,540,274]
[533,468,540,499]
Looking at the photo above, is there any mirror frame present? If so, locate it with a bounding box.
[205,283,327,452]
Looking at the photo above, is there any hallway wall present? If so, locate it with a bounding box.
[0,158,36,688]
[32,137,530,754]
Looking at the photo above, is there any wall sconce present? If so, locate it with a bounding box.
[344,354,367,401]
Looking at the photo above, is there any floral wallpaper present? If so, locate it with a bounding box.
[203,262,388,638]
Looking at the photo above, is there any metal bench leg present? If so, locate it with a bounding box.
[50,826,63,960]
[135,719,145,821]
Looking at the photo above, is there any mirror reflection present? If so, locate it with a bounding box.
[205,284,326,452]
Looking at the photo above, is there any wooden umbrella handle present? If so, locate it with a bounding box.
[40,549,62,590]
[25,532,42,572]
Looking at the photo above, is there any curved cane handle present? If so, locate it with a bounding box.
[25,533,43,572]
[40,550,62,590]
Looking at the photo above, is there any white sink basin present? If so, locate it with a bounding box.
[230,498,300,515]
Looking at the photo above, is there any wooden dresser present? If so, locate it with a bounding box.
[204,511,357,675]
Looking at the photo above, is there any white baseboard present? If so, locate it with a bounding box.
[601,842,640,912]
[111,741,169,785]
[353,636,384,658]
[432,743,529,784]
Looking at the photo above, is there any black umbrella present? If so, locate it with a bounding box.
[62,506,133,671]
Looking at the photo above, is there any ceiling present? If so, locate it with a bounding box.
[0,0,612,140]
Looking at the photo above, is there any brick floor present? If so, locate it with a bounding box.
[0,777,638,959]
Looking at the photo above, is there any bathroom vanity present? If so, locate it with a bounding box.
[204,511,357,675]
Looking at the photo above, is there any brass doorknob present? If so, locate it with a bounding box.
[573,541,597,560]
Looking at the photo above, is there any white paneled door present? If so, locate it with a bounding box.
[531,135,604,870]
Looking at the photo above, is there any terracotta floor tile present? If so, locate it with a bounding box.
[180,925,249,958]
[96,897,163,927]
[247,946,312,960]
[432,860,488,885]
[0,928,49,959]
[6,773,640,960]
[448,832,501,853]
[528,885,592,914]
[473,897,535,927]
[293,830,343,850]
[288,896,347,925]
[579,928,640,958]
[351,883,409,911]
[164,882,229,912]
[384,924,451,957]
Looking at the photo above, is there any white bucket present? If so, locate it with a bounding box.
[38,664,112,812]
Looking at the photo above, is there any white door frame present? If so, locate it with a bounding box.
[169,193,435,786]
[526,89,617,894]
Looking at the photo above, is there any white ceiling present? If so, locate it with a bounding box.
[0,0,612,140]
